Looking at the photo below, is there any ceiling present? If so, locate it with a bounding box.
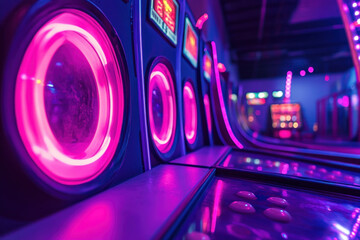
[219,0,353,79]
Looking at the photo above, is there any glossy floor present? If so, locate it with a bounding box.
[176,177,360,240]
[221,151,360,186]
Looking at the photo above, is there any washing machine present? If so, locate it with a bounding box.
[134,0,186,165]
[180,3,207,152]
[0,0,146,233]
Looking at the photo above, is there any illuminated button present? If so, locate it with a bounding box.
[229,201,256,214]
[264,208,292,223]
[267,197,289,208]
[293,122,298,128]
[236,191,257,200]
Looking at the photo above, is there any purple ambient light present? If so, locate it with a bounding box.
[308,67,314,73]
[15,10,125,185]
[300,70,306,76]
[183,81,198,145]
[148,62,177,154]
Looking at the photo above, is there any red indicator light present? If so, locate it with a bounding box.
[217,63,226,72]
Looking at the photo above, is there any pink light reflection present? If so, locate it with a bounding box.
[183,81,198,145]
[211,41,243,149]
[211,180,224,233]
[202,207,210,232]
[222,155,231,167]
[61,201,116,239]
[204,94,212,134]
[196,13,209,30]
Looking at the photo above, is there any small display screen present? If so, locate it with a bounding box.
[183,17,198,68]
[203,49,212,81]
[150,0,179,45]
[271,103,302,129]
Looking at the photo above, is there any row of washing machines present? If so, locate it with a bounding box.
[0,0,235,234]
[2,0,360,239]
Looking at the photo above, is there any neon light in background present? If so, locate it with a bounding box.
[247,98,266,105]
[284,71,292,102]
[196,13,208,30]
[211,41,243,149]
[217,63,226,73]
[15,10,124,185]
[258,92,268,98]
[308,66,314,73]
[148,63,177,154]
[183,17,198,68]
[300,70,306,77]
[279,130,292,139]
[272,90,284,98]
[246,92,268,105]
[246,92,256,99]
[183,81,198,145]
[203,94,212,134]
[271,103,302,129]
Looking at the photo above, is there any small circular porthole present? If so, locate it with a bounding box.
[148,61,177,154]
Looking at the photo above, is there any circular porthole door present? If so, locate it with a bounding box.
[148,60,177,156]
[14,9,125,186]
[183,80,198,145]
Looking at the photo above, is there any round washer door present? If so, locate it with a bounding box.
[148,62,177,154]
[183,80,198,145]
[15,9,125,185]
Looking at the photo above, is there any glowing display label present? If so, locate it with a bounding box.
[203,49,212,82]
[150,0,179,45]
[270,103,302,129]
[183,17,198,68]
[247,98,266,105]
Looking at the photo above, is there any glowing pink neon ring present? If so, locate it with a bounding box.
[148,63,177,154]
[15,10,124,185]
[203,94,212,133]
[183,81,198,145]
